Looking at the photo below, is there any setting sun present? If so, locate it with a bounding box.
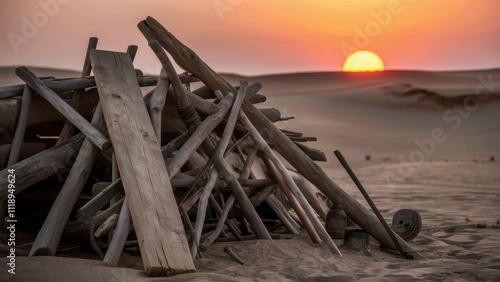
[343,51,385,72]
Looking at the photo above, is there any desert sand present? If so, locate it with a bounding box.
[1,67,499,281]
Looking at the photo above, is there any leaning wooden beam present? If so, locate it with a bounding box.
[147,69,169,141]
[166,94,234,178]
[138,21,200,130]
[0,134,84,200]
[144,16,421,258]
[263,156,321,244]
[0,75,197,99]
[103,199,132,266]
[56,37,98,145]
[290,171,327,221]
[191,169,218,258]
[0,86,34,231]
[265,195,301,234]
[91,50,194,276]
[7,86,33,165]
[191,84,247,257]
[254,134,340,255]
[77,178,123,225]
[293,142,327,162]
[29,104,107,256]
[15,67,111,151]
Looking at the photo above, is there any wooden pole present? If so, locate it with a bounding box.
[103,199,132,266]
[15,67,111,151]
[29,104,106,256]
[91,50,194,276]
[0,134,84,200]
[143,16,422,258]
[57,37,98,144]
[166,94,234,178]
[263,156,321,243]
[7,86,33,165]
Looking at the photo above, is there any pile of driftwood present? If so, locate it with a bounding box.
[0,17,422,277]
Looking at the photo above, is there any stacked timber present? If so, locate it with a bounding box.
[0,17,422,277]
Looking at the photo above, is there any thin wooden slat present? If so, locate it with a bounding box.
[90,50,194,276]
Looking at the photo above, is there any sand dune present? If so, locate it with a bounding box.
[1,67,499,281]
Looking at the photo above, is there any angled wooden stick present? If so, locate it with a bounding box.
[263,156,321,244]
[144,16,421,258]
[57,37,98,144]
[16,67,110,151]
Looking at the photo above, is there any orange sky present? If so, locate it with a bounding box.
[1,0,499,75]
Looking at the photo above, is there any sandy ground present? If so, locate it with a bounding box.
[1,68,500,281]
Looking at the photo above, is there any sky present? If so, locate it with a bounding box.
[0,0,499,75]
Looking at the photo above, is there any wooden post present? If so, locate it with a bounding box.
[91,50,194,276]
[143,16,422,258]
[103,199,132,266]
[0,86,33,228]
[29,104,106,256]
[166,94,234,178]
[15,67,111,151]
[263,156,321,243]
[0,134,84,201]
[7,86,33,164]
[147,69,169,141]
[57,37,98,144]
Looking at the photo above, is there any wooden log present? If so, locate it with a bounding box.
[0,75,197,99]
[249,185,276,207]
[0,143,46,169]
[29,104,107,256]
[208,195,243,240]
[265,195,301,234]
[0,88,100,131]
[0,134,84,201]
[77,179,123,225]
[191,85,249,257]
[166,94,234,178]
[57,37,98,145]
[15,67,111,151]
[262,156,321,244]
[138,21,200,130]
[95,214,119,238]
[293,142,327,162]
[91,50,194,276]
[147,69,169,141]
[190,169,218,258]
[289,171,327,221]
[144,16,421,258]
[7,86,33,164]
[103,199,132,266]
[193,84,267,104]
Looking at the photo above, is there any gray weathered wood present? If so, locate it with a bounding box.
[15,67,110,151]
[57,37,98,145]
[91,50,194,276]
[29,104,106,256]
[103,199,132,266]
[144,16,421,258]
[7,86,33,165]
[0,134,84,200]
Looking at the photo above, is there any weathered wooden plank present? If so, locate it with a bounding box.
[90,50,194,276]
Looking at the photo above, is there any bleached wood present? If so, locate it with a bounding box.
[91,50,194,276]
[29,104,106,256]
[143,16,422,258]
[0,134,84,200]
[57,37,98,144]
[263,156,321,243]
[103,199,132,266]
[15,67,111,151]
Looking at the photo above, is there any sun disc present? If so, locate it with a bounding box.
[343,50,384,72]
